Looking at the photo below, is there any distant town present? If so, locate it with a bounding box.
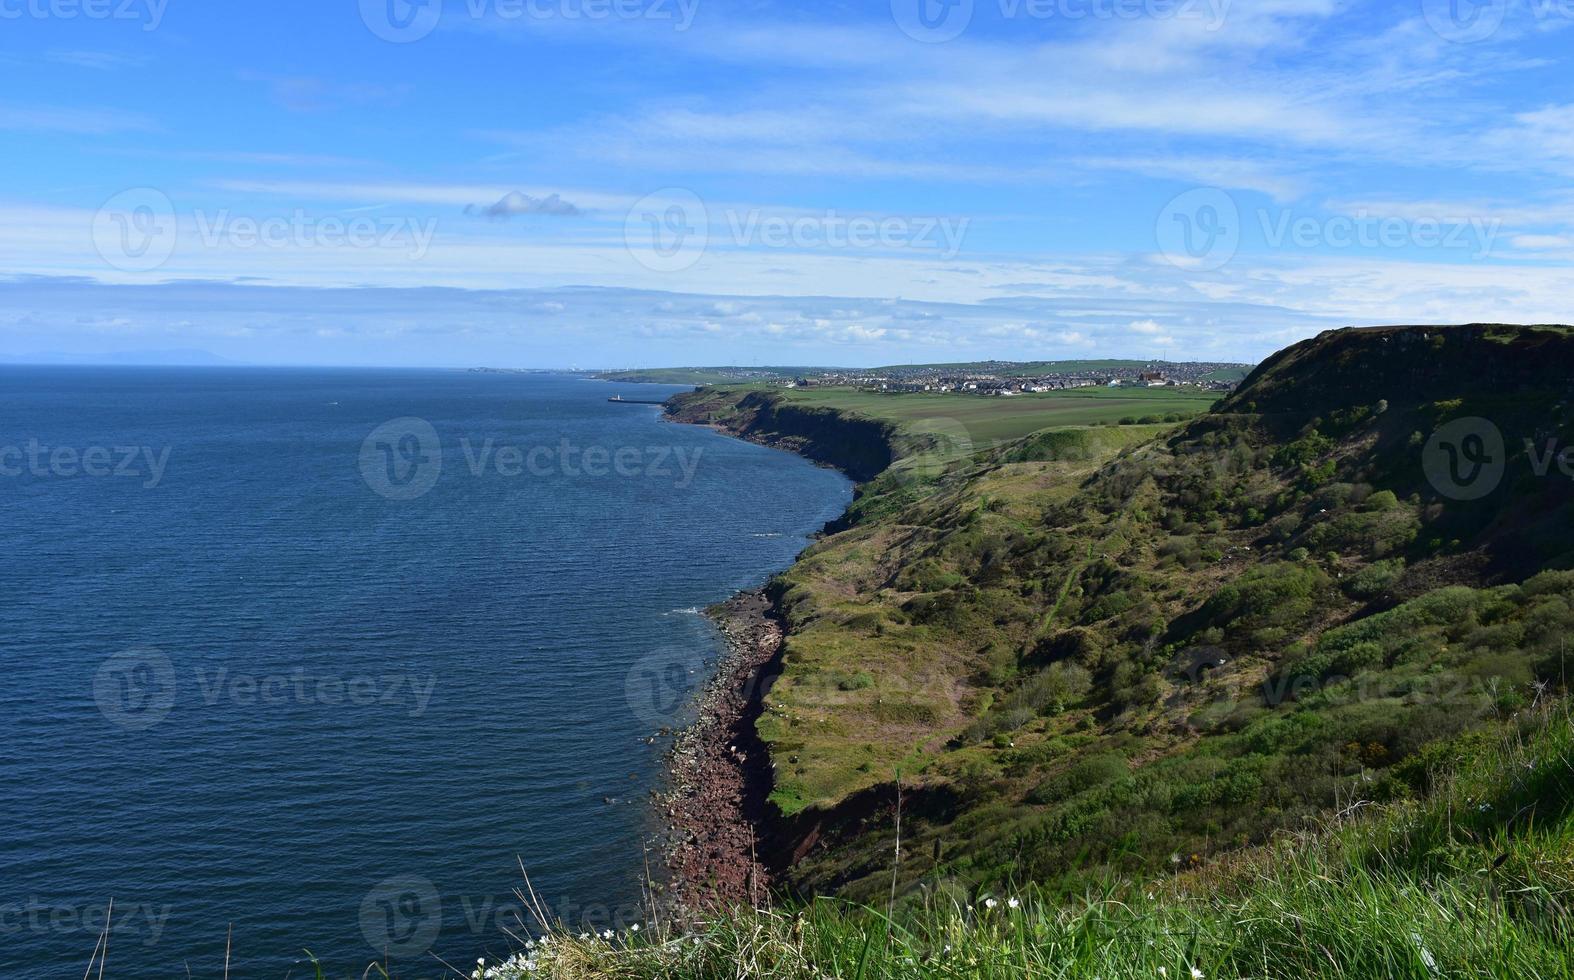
[590,360,1254,395]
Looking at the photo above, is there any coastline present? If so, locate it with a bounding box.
[654,390,873,909]
[657,589,785,911]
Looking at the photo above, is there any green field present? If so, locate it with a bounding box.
[774,385,1219,455]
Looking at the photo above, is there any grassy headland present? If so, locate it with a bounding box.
[472,325,1574,978]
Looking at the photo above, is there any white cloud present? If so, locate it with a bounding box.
[0,104,155,134]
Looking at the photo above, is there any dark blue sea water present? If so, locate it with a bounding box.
[0,368,852,979]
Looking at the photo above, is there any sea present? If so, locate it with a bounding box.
[0,367,853,979]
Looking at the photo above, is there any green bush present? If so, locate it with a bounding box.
[1342,559,1405,600]
[1003,663,1094,716]
[1028,751,1129,805]
[1194,562,1332,642]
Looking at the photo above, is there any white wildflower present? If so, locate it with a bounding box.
[1007,897,1020,909]
[1191,968,1204,979]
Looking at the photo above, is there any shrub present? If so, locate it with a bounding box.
[1027,752,1129,805]
[1364,489,1400,511]
[1003,663,1094,716]
[838,672,875,691]
[1342,559,1405,600]
[1195,562,1332,641]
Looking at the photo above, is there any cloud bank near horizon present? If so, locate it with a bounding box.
[0,276,1352,368]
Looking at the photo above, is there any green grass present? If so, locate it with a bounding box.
[467,701,1574,979]
[773,386,1218,452]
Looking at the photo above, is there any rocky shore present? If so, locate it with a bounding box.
[656,589,783,912]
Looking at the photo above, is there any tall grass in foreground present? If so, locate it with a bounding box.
[475,704,1574,979]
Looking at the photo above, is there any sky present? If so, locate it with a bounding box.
[2,0,1573,367]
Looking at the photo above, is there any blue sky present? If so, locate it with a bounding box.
[2,0,1572,367]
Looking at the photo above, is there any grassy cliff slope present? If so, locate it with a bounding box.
[480,697,1574,978]
[687,325,1574,904]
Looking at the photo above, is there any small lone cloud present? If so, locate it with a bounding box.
[466,191,582,220]
[46,50,150,71]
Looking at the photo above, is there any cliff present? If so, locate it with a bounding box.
[664,388,898,482]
